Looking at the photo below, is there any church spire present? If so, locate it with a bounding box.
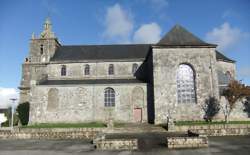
[40,17,55,39]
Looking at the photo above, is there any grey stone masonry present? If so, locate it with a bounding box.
[95,139,138,150]
[29,84,147,124]
[153,47,219,123]
[167,136,208,149]
[174,124,250,136]
[0,128,103,140]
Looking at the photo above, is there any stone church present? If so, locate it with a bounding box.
[19,18,242,125]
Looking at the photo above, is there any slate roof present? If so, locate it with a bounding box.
[157,25,216,46]
[39,79,145,85]
[51,44,151,61]
[216,50,235,63]
[50,25,235,63]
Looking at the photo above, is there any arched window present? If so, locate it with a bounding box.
[218,71,232,95]
[132,63,138,74]
[177,64,196,104]
[61,65,66,76]
[108,64,114,75]
[47,88,59,111]
[40,44,44,55]
[225,71,232,82]
[104,87,115,107]
[84,64,90,75]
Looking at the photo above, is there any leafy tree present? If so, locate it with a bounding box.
[222,80,250,123]
[16,102,30,125]
[202,96,220,122]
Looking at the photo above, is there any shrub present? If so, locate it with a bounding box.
[243,96,250,117]
[202,96,220,122]
[16,102,30,125]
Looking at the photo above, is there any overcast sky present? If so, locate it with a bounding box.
[0,0,250,108]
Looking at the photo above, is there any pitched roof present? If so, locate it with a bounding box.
[51,44,151,62]
[157,25,216,46]
[39,79,145,85]
[216,50,235,63]
[50,25,236,62]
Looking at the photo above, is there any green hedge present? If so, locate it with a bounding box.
[16,102,30,125]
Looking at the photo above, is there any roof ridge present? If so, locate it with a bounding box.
[60,44,153,47]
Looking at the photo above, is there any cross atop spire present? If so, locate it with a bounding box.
[40,17,55,39]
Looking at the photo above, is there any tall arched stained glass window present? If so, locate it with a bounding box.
[177,64,196,104]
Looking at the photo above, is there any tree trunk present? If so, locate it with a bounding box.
[225,113,229,123]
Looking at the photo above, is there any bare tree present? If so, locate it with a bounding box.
[222,80,250,123]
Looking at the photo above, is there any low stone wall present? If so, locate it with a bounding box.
[0,128,104,140]
[167,136,208,149]
[95,139,138,150]
[174,124,250,136]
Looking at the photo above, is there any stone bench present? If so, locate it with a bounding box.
[95,139,138,150]
[0,130,100,140]
[166,136,208,149]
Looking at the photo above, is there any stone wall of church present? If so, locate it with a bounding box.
[215,61,249,121]
[152,47,220,124]
[29,83,147,124]
[47,61,143,80]
[216,61,236,78]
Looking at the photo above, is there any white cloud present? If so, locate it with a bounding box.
[103,3,163,44]
[0,87,19,108]
[103,3,133,43]
[149,0,168,10]
[205,22,245,51]
[133,23,162,43]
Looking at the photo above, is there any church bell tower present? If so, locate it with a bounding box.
[29,17,60,63]
[19,18,60,104]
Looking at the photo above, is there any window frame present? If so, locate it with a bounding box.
[176,64,196,104]
[108,64,114,75]
[40,44,44,55]
[61,65,66,76]
[84,64,90,75]
[104,87,115,107]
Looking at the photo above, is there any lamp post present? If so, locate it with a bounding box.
[9,98,17,129]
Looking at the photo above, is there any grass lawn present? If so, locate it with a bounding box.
[21,122,107,128]
[175,120,250,126]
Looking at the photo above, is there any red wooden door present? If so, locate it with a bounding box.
[134,108,142,123]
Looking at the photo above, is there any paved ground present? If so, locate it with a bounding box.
[0,136,250,155]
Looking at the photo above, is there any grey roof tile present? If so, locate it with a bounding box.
[216,50,235,63]
[157,24,216,46]
[51,44,151,61]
